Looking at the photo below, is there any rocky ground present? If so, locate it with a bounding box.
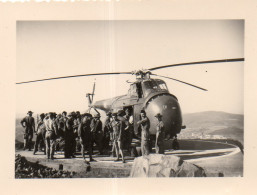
[15,154,77,178]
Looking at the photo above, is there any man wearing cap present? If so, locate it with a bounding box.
[20,111,35,151]
[78,113,94,161]
[137,110,150,156]
[90,113,103,155]
[111,112,126,163]
[44,112,58,159]
[33,113,46,155]
[155,113,165,154]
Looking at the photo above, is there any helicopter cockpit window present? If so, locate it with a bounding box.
[142,80,168,96]
[143,81,158,90]
[142,81,158,97]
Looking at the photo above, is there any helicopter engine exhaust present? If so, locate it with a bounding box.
[144,93,183,137]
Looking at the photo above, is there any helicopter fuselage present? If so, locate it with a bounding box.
[91,78,183,137]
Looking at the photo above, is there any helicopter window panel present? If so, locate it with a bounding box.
[143,81,158,90]
[159,83,167,90]
[156,80,168,91]
[142,81,159,97]
[129,83,143,98]
[129,84,138,97]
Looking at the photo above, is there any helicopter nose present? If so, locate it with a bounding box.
[145,94,182,135]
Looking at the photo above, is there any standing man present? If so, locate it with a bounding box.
[20,111,35,151]
[62,111,68,123]
[155,113,165,154]
[111,113,126,163]
[44,112,58,160]
[90,113,103,155]
[78,113,94,161]
[124,108,133,153]
[137,110,150,156]
[64,112,75,158]
[33,113,46,155]
[103,111,112,154]
[54,114,63,152]
[73,111,82,152]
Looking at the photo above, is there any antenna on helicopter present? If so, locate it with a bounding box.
[92,79,96,102]
[86,79,97,113]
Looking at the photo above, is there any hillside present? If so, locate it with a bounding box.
[180,111,244,144]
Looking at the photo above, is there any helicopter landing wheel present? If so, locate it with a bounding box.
[172,138,180,150]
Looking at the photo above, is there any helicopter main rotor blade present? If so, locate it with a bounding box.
[149,58,244,71]
[152,73,208,91]
[16,72,131,84]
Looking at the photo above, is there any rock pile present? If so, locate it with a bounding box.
[130,154,206,177]
[15,154,76,178]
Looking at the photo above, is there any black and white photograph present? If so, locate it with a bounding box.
[15,20,244,178]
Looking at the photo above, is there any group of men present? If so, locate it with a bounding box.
[20,108,166,163]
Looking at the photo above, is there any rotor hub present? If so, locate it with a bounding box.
[132,69,152,80]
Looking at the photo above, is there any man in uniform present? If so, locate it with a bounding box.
[90,113,103,155]
[78,113,94,161]
[137,110,150,156]
[44,112,58,159]
[123,108,134,154]
[20,111,35,151]
[64,112,76,158]
[59,111,68,151]
[111,113,126,163]
[155,113,165,154]
[55,113,65,152]
[33,113,46,155]
[62,111,68,122]
[103,111,112,154]
[73,111,82,152]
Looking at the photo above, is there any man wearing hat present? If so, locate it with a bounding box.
[33,113,46,155]
[20,111,35,151]
[90,113,103,155]
[137,110,150,156]
[155,113,165,154]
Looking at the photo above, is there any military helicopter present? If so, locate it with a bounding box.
[16,58,244,148]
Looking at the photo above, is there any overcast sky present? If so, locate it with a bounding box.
[16,20,244,116]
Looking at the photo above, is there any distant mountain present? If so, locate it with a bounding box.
[181,111,244,144]
[183,111,243,129]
